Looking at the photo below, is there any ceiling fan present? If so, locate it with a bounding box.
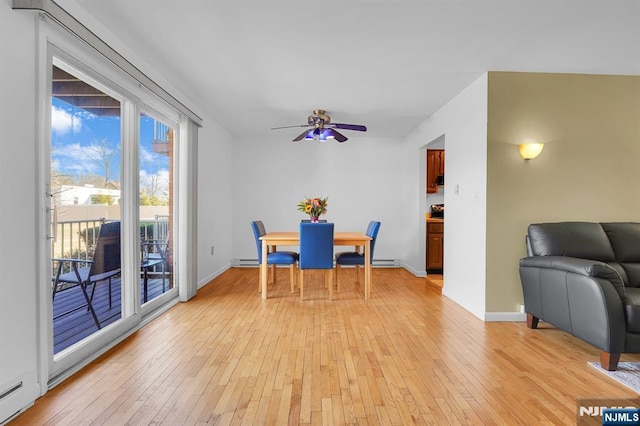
[271,109,367,142]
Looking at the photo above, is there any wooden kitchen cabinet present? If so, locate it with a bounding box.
[426,221,444,271]
[426,149,445,193]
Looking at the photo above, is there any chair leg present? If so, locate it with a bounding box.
[161,262,166,292]
[80,282,101,330]
[88,281,97,311]
[270,264,275,284]
[601,352,621,371]
[336,264,341,293]
[52,262,64,302]
[526,313,539,329]
[355,265,361,283]
[290,264,296,293]
[299,269,305,301]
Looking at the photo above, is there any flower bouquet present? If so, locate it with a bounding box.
[297,197,328,222]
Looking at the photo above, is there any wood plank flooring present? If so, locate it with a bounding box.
[10,267,640,425]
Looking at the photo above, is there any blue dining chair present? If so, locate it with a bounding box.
[298,222,335,301]
[251,221,299,293]
[335,221,381,292]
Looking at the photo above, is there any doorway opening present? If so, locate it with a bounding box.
[424,135,445,288]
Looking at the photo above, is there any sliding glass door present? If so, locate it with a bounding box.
[45,51,182,381]
[37,11,196,381]
[50,62,125,354]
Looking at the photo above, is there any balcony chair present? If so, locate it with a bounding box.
[298,222,335,301]
[51,221,121,330]
[335,221,381,292]
[251,220,298,293]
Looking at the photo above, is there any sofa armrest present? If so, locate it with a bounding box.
[519,256,626,353]
[519,255,624,297]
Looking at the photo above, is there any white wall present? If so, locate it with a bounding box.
[231,135,405,263]
[197,116,233,287]
[403,74,489,319]
[0,2,42,421]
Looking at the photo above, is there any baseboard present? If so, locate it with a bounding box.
[0,371,39,425]
[372,259,399,267]
[484,312,526,322]
[233,259,258,267]
[402,263,427,278]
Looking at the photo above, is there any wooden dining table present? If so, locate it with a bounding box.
[259,232,373,300]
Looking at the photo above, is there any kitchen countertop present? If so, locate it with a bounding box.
[426,216,444,223]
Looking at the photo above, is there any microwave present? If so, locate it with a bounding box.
[430,204,444,218]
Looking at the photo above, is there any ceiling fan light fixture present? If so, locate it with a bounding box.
[320,129,334,141]
[276,110,366,142]
[304,128,334,141]
[304,129,318,140]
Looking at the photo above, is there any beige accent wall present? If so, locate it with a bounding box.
[486,72,640,312]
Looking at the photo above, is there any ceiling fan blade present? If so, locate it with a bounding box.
[271,124,311,130]
[292,129,310,142]
[330,129,348,143]
[331,123,367,132]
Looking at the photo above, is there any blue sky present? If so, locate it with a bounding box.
[51,97,170,193]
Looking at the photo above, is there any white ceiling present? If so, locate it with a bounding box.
[71,0,639,139]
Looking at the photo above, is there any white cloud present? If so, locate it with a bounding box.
[52,143,100,175]
[139,146,157,164]
[54,143,87,159]
[51,106,82,135]
[140,168,169,194]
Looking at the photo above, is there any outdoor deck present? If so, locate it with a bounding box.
[53,277,170,353]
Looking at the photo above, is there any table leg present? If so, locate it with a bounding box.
[355,245,362,283]
[261,239,268,299]
[364,240,371,299]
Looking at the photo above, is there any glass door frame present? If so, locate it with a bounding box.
[138,108,180,315]
[44,48,141,380]
[36,19,183,386]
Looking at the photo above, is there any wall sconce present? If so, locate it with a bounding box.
[518,143,544,160]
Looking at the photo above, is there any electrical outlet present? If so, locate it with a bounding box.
[211,246,215,255]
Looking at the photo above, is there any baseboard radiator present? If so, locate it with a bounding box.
[233,259,399,267]
[0,372,38,425]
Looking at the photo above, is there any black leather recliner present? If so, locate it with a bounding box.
[519,222,640,371]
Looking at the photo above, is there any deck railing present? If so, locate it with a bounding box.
[51,217,169,273]
[52,218,104,262]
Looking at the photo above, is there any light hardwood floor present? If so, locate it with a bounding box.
[425,274,443,289]
[10,267,639,425]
